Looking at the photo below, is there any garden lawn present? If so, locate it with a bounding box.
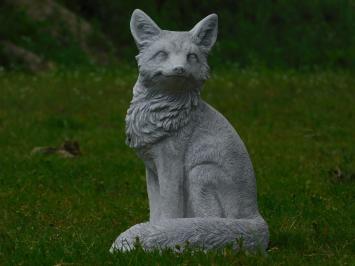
[0,67,354,265]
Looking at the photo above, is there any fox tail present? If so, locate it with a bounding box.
[110,216,269,252]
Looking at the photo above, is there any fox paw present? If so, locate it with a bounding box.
[110,223,149,252]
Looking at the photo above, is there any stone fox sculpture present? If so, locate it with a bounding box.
[111,9,269,252]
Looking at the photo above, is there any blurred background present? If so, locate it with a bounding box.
[0,0,354,71]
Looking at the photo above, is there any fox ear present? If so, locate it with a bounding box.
[190,14,218,52]
[130,9,161,49]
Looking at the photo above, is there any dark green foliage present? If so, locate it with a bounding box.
[0,68,354,264]
[59,0,355,68]
[1,0,354,70]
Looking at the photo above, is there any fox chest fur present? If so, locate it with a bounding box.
[125,82,200,186]
[125,83,200,152]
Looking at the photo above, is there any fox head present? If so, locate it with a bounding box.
[130,9,218,92]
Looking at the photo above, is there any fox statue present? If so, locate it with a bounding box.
[110,9,269,252]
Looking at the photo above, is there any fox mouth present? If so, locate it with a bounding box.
[164,74,188,78]
[148,72,197,90]
[152,71,189,79]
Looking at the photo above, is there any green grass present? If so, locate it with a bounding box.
[0,67,354,265]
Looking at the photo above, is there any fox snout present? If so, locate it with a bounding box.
[172,66,185,75]
[163,53,188,77]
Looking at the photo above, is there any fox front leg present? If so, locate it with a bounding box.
[145,167,161,222]
[153,141,185,219]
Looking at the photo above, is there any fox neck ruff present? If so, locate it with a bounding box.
[125,82,200,149]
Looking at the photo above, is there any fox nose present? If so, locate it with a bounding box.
[173,66,185,75]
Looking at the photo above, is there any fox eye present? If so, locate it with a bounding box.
[187,53,198,62]
[154,51,168,61]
